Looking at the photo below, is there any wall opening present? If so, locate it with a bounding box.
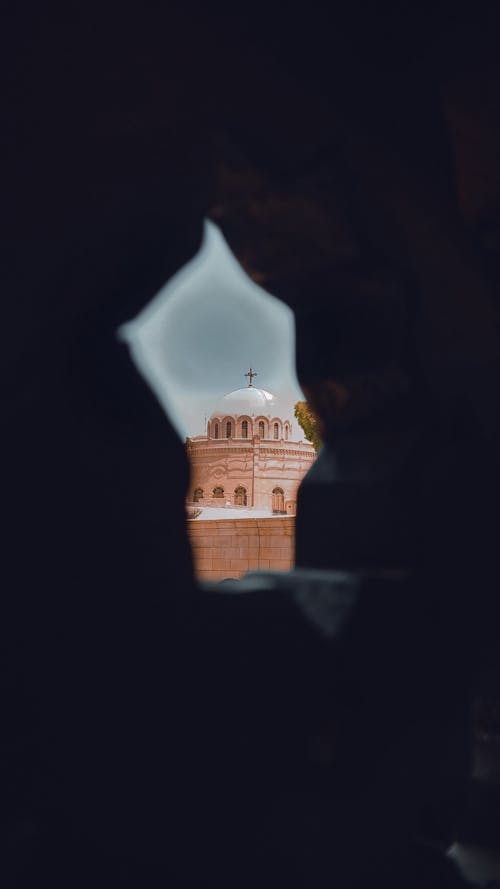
[272,487,285,514]
[118,221,318,582]
[234,486,247,506]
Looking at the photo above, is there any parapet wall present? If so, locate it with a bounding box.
[187,516,295,582]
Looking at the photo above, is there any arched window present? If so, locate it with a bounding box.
[234,486,247,506]
[193,487,203,502]
[226,421,232,438]
[242,420,248,439]
[272,486,285,513]
[213,486,224,499]
[274,422,279,440]
[284,424,289,440]
[258,420,265,438]
[214,422,219,439]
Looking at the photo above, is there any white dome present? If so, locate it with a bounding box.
[210,386,278,419]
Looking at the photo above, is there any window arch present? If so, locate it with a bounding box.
[272,486,285,513]
[226,421,232,438]
[214,422,219,439]
[234,486,247,506]
[273,422,279,440]
[242,420,248,439]
[284,423,289,441]
[213,486,224,499]
[258,420,265,438]
[193,487,203,502]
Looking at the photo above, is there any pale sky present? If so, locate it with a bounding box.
[119,220,305,439]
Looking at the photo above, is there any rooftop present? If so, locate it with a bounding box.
[187,506,284,520]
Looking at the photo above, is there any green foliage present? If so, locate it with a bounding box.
[294,401,321,451]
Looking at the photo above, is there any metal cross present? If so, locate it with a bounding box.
[245,367,258,387]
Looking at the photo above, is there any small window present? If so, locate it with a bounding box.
[213,486,224,499]
[274,422,279,440]
[193,487,203,502]
[226,421,232,438]
[259,420,265,438]
[284,424,289,441]
[242,420,248,439]
[214,423,219,439]
[234,486,247,506]
[272,486,285,513]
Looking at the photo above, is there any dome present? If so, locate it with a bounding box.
[210,386,277,419]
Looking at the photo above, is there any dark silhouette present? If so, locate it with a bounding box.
[3,3,500,887]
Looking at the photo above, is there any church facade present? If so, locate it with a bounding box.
[186,372,316,515]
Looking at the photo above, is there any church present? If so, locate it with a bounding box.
[186,370,316,515]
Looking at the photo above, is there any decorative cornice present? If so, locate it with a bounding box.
[187,447,253,457]
[258,448,316,458]
[187,439,314,453]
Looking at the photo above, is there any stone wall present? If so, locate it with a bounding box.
[186,436,315,512]
[187,516,295,582]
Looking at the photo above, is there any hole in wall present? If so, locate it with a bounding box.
[120,220,318,581]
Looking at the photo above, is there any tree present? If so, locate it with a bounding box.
[294,401,321,451]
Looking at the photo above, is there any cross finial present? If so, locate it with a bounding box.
[245,367,258,387]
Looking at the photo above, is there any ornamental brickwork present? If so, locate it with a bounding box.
[186,435,315,513]
[186,378,315,513]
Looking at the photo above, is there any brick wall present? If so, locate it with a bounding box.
[187,516,295,582]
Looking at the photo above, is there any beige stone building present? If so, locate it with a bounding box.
[186,372,316,515]
[187,516,296,583]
